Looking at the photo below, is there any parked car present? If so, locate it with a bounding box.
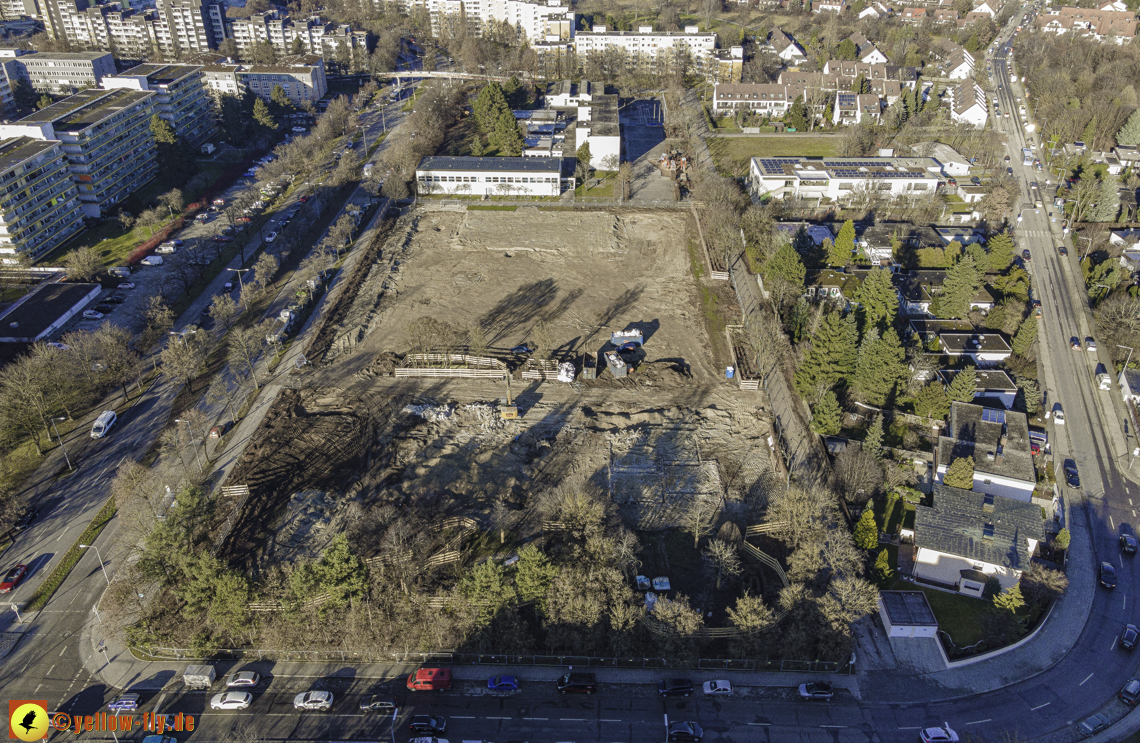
[209,422,232,439]
[797,682,834,701]
[1101,561,1117,589]
[1086,337,1097,352]
[265,232,278,243]
[920,725,959,743]
[408,716,446,734]
[117,282,135,289]
[108,694,141,712]
[140,256,163,266]
[556,672,597,694]
[226,671,261,687]
[702,680,733,696]
[1122,624,1138,650]
[1021,249,1031,261]
[210,692,252,711]
[407,667,452,691]
[12,508,37,531]
[0,564,27,593]
[971,176,981,185]
[658,679,694,697]
[666,721,703,742]
[94,304,115,314]
[1063,459,1080,488]
[82,310,104,320]
[1052,404,1065,425]
[1059,246,1068,256]
[359,696,397,713]
[487,675,518,691]
[1122,534,1138,554]
[510,344,534,355]
[292,126,308,133]
[293,691,333,711]
[1121,679,1140,706]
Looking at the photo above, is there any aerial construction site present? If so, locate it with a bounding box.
[217,206,777,602]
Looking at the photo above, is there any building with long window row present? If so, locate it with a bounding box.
[0,136,84,258]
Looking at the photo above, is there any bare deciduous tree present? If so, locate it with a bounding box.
[227,324,264,390]
[62,246,101,282]
[702,538,741,588]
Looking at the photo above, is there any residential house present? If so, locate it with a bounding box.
[934,8,959,23]
[934,226,985,245]
[775,221,834,246]
[938,369,1019,409]
[935,402,1037,501]
[711,82,812,116]
[813,0,847,11]
[939,332,1010,366]
[900,7,927,22]
[1110,229,1140,251]
[1120,368,1140,404]
[912,482,1043,594]
[832,92,881,125]
[1114,144,1140,169]
[942,47,976,79]
[847,32,888,63]
[858,2,893,19]
[803,268,865,307]
[768,28,806,62]
[915,142,971,175]
[1035,5,1137,44]
[956,184,986,203]
[893,270,995,316]
[949,81,988,127]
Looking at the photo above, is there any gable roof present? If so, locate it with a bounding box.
[915,483,1043,569]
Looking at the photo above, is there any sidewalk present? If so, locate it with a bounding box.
[78,626,864,698]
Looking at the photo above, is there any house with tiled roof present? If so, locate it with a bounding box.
[1035,5,1137,44]
[938,369,1019,409]
[847,32,889,63]
[893,270,995,316]
[768,28,807,61]
[912,482,1044,595]
[949,81,988,128]
[935,402,1036,501]
[901,7,927,22]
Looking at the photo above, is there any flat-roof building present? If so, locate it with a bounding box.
[750,156,941,202]
[878,591,938,638]
[102,63,215,146]
[0,137,84,258]
[16,51,116,95]
[200,56,327,107]
[0,282,101,343]
[416,156,563,197]
[0,88,157,217]
[576,93,619,170]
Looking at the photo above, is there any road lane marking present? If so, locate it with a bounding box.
[486,717,511,720]
[522,718,547,721]
[1080,673,1094,685]
[560,718,586,721]
[898,727,922,730]
[1111,516,1116,529]
[599,719,621,722]
[452,716,475,719]
[966,719,991,725]
[820,725,846,728]
[747,723,771,726]
[47,664,54,675]
[1112,637,1118,651]
[1031,703,1050,711]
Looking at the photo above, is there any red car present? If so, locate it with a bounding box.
[236,216,253,223]
[0,565,27,593]
[298,195,309,203]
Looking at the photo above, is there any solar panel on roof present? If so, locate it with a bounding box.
[981,408,1006,424]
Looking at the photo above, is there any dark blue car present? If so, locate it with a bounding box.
[487,675,519,691]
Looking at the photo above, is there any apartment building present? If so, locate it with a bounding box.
[949,80,987,128]
[152,0,220,56]
[241,56,327,106]
[749,156,941,201]
[16,51,115,94]
[1035,5,1137,43]
[415,156,563,197]
[0,51,29,118]
[102,63,214,146]
[573,25,717,66]
[228,11,367,58]
[0,88,156,217]
[0,136,84,258]
[395,0,574,45]
[40,0,221,59]
[712,82,813,116]
[199,56,327,107]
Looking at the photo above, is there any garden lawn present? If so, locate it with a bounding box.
[893,581,989,648]
[709,136,838,177]
[42,217,176,268]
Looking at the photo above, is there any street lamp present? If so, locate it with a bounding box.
[79,544,110,586]
[226,267,250,290]
[1079,236,1094,261]
[1119,344,1135,372]
[50,416,72,472]
[169,328,197,345]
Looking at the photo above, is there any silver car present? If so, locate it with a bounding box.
[293,691,333,711]
[210,691,252,710]
[226,671,261,687]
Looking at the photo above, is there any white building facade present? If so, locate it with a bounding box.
[416,156,563,196]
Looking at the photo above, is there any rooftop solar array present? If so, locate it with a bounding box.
[981,408,1006,424]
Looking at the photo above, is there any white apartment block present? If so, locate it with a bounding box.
[0,88,157,217]
[16,51,115,95]
[102,63,215,146]
[573,25,716,66]
[228,11,368,58]
[949,80,987,128]
[397,0,574,44]
[750,156,941,202]
[199,56,327,107]
[0,136,84,258]
[416,156,563,197]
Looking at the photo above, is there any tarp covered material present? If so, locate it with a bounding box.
[557,361,576,383]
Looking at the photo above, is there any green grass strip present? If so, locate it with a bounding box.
[25,498,117,611]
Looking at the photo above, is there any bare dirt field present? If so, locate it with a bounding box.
[216,206,772,586]
[334,207,726,383]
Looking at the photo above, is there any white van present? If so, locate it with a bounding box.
[91,410,117,438]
